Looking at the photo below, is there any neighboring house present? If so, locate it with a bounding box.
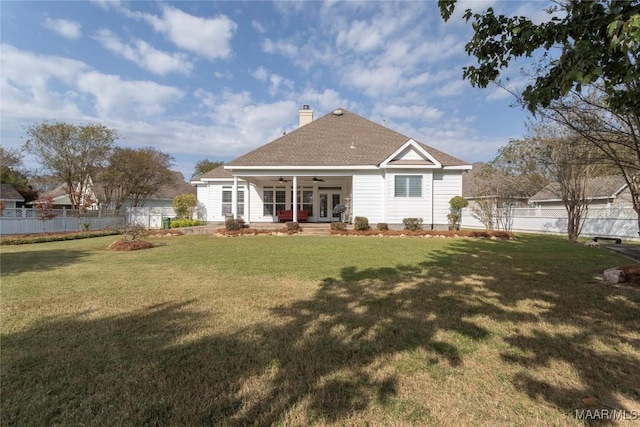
[192,107,472,227]
[0,184,25,209]
[41,171,195,212]
[461,162,528,211]
[529,175,633,209]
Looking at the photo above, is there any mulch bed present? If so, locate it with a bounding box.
[108,239,154,251]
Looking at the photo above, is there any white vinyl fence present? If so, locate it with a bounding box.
[461,207,639,239]
[126,206,177,229]
[0,208,124,235]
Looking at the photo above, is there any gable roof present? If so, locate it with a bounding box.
[530,175,628,202]
[227,108,468,168]
[0,184,25,202]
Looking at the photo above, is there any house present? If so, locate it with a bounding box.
[529,175,633,209]
[41,171,196,212]
[192,107,472,227]
[0,184,25,209]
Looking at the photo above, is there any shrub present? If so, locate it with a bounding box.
[285,221,300,232]
[225,218,244,231]
[449,195,469,211]
[353,216,370,231]
[331,221,346,231]
[377,222,389,231]
[118,223,148,241]
[447,213,460,231]
[173,193,198,219]
[403,217,423,231]
[170,218,204,228]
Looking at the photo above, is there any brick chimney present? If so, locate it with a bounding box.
[299,104,313,128]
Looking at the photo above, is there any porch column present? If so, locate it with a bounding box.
[245,183,251,225]
[292,176,298,222]
[232,176,238,219]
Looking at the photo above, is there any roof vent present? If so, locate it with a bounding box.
[333,109,343,116]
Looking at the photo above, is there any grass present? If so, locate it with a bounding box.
[1,234,639,426]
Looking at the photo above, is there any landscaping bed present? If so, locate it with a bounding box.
[0,229,120,245]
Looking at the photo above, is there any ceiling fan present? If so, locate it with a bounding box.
[273,176,290,183]
[312,177,325,182]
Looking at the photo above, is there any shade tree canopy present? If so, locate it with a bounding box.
[438,0,640,114]
[24,122,118,209]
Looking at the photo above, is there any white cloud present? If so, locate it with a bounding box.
[251,66,268,82]
[261,38,298,57]
[138,5,237,60]
[41,18,82,40]
[251,20,266,34]
[93,29,193,75]
[336,20,383,52]
[0,44,88,122]
[76,71,184,118]
[377,104,444,122]
[268,74,293,96]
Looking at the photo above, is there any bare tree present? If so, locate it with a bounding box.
[545,86,640,235]
[97,147,174,210]
[24,122,117,210]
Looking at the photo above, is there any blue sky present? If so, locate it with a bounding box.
[0,1,555,180]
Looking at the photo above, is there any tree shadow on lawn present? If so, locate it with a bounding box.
[2,236,639,425]
[0,249,94,276]
[417,237,640,423]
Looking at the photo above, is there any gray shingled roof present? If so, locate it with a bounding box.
[196,165,233,180]
[530,175,628,201]
[0,184,25,202]
[227,108,468,167]
[151,171,196,199]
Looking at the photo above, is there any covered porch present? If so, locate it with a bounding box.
[227,173,353,224]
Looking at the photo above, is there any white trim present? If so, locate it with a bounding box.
[225,165,378,171]
[443,165,473,170]
[379,139,442,168]
[612,183,629,197]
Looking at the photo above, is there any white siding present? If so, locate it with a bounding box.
[352,172,385,223]
[432,172,463,226]
[385,171,433,224]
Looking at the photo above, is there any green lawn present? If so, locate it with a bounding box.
[1,234,639,426]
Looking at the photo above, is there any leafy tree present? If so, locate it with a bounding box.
[24,122,117,209]
[0,147,38,203]
[173,193,197,219]
[0,147,28,189]
[438,0,640,114]
[192,159,224,179]
[98,147,174,210]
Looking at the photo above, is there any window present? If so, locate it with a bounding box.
[296,189,313,215]
[395,175,422,198]
[222,186,244,216]
[263,188,286,216]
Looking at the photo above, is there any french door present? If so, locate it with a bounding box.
[318,191,341,222]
